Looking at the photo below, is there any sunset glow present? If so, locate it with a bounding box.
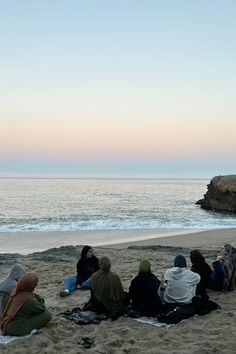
[1,1,235,178]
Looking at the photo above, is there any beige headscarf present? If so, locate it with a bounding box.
[0,272,38,335]
[91,256,124,312]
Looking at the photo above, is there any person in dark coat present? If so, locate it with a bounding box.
[190,249,212,299]
[76,246,99,288]
[60,245,99,297]
[129,260,162,316]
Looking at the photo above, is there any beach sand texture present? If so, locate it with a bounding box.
[0,229,236,354]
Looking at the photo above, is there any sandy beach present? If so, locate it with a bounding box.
[0,228,236,353]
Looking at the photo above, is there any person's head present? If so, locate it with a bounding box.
[99,256,111,273]
[221,244,233,257]
[174,255,187,268]
[8,263,26,281]
[15,272,39,294]
[138,260,151,274]
[190,250,205,264]
[81,245,93,259]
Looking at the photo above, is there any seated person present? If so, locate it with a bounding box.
[190,250,212,299]
[0,272,52,336]
[61,245,99,297]
[223,244,236,290]
[0,263,26,318]
[129,260,162,316]
[208,244,235,291]
[163,255,200,310]
[90,256,124,314]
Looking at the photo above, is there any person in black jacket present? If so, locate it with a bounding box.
[76,245,99,289]
[128,260,162,316]
[190,249,212,299]
[60,245,99,297]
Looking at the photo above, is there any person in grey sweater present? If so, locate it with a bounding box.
[0,263,26,318]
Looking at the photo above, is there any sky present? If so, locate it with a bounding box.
[0,0,235,178]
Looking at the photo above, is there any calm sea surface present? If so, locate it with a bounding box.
[0,178,235,233]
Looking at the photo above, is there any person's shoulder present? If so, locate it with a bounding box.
[149,272,159,281]
[187,269,201,278]
[164,268,172,275]
[112,272,121,280]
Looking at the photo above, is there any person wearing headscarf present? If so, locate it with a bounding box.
[90,256,124,313]
[129,260,162,316]
[0,272,52,336]
[61,245,99,297]
[163,255,200,305]
[208,244,235,291]
[0,263,26,318]
[190,250,212,299]
[223,244,236,290]
[76,246,99,288]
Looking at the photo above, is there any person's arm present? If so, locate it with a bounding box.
[33,293,45,304]
[76,260,83,287]
[22,294,46,315]
[212,260,223,274]
[128,279,135,300]
[189,271,201,285]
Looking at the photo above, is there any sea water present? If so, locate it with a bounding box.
[0,178,235,233]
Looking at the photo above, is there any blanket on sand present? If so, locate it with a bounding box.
[0,329,39,345]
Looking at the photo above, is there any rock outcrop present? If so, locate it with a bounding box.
[196,175,236,213]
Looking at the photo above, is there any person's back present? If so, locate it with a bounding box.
[91,256,124,313]
[129,260,161,316]
[163,255,200,304]
[0,263,26,318]
[190,250,212,299]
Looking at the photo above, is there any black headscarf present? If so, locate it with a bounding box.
[190,249,212,297]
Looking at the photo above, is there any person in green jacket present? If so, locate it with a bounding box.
[0,272,52,336]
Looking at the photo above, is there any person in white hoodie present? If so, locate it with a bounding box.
[163,255,200,305]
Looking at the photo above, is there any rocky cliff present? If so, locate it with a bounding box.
[196,175,236,213]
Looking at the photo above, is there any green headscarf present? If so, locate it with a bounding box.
[138,260,151,273]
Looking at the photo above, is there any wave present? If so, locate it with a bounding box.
[1,215,235,233]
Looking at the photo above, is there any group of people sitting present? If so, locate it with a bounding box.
[0,243,235,336]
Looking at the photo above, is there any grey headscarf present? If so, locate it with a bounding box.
[223,244,236,290]
[0,263,26,318]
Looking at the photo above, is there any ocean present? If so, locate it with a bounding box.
[0,178,235,233]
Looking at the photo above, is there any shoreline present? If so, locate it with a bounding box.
[0,228,236,255]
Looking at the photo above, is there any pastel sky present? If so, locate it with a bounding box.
[1,0,235,178]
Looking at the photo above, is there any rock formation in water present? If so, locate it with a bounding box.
[196,175,236,213]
